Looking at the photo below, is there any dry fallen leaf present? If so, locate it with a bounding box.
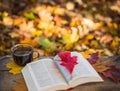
[87,52,113,72]
[100,34,113,44]
[6,60,23,74]
[80,49,98,58]
[3,16,13,26]
[101,66,120,83]
[66,2,75,10]
[20,37,39,47]
[93,60,113,72]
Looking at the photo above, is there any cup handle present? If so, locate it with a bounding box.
[33,51,40,59]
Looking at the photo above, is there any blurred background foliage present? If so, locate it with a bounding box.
[0,0,120,56]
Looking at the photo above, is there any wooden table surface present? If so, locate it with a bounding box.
[0,56,120,91]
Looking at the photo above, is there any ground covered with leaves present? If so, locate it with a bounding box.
[0,0,120,56]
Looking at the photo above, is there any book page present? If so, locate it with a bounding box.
[70,52,103,82]
[22,66,39,91]
[28,58,68,90]
[54,55,71,83]
[54,52,103,86]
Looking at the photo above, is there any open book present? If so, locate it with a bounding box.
[22,51,103,91]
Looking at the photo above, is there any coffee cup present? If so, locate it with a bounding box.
[11,44,39,66]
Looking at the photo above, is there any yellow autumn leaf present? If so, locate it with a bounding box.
[80,49,103,58]
[66,2,75,10]
[20,37,38,47]
[113,23,118,29]
[64,44,73,50]
[13,17,25,26]
[110,36,119,49]
[110,5,120,13]
[6,59,38,75]
[32,30,43,36]
[80,49,96,58]
[94,22,103,29]
[37,21,54,30]
[107,22,113,28]
[71,27,79,43]
[54,7,65,15]
[103,48,113,56]
[85,34,94,40]
[38,9,53,21]
[3,16,13,26]
[70,17,82,27]
[62,27,79,44]
[9,32,19,38]
[6,60,23,74]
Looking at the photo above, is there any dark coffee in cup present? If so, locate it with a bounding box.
[11,44,38,66]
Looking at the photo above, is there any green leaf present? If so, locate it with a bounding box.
[110,29,117,35]
[38,38,56,52]
[0,12,2,19]
[24,12,36,20]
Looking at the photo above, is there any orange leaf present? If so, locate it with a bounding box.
[93,60,113,72]
[20,37,38,47]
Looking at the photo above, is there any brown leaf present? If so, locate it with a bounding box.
[13,78,28,91]
[93,60,113,72]
[100,34,113,44]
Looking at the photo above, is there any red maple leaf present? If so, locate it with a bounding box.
[87,52,99,64]
[101,65,120,83]
[58,51,78,74]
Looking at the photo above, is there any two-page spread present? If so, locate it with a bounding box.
[22,51,103,91]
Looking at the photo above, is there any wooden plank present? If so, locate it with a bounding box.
[0,71,22,91]
[0,56,11,71]
[0,71,120,91]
